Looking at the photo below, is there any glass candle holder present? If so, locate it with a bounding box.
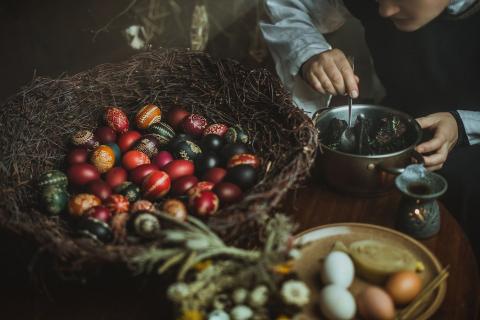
[395,165,448,239]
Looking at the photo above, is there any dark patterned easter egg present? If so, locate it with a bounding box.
[148,122,175,144]
[203,123,228,137]
[130,199,155,214]
[38,170,68,189]
[224,126,249,144]
[77,217,113,243]
[131,211,161,239]
[114,181,141,202]
[41,185,69,215]
[172,140,202,161]
[181,114,208,136]
[104,107,129,133]
[133,134,164,158]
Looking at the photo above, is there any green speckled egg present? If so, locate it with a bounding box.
[114,181,141,202]
[172,140,202,161]
[41,185,69,215]
[37,170,68,189]
[148,122,175,144]
[225,126,249,144]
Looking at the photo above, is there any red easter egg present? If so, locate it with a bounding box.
[142,170,171,199]
[105,194,130,215]
[163,160,195,181]
[67,163,100,186]
[181,114,208,136]
[135,104,162,129]
[104,107,129,133]
[130,163,159,185]
[203,123,229,136]
[88,179,112,201]
[105,167,127,188]
[86,205,112,223]
[95,126,117,144]
[162,199,188,221]
[167,106,190,130]
[130,200,155,214]
[68,193,102,216]
[227,153,260,169]
[67,148,89,165]
[188,181,214,197]
[202,167,227,184]
[172,175,198,195]
[117,130,142,153]
[189,190,219,216]
[153,151,174,169]
[213,182,243,204]
[122,150,150,171]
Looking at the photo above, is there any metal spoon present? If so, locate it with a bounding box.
[339,58,356,153]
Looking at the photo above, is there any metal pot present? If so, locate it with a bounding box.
[313,104,423,195]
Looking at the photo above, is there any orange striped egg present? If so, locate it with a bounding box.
[90,145,115,173]
[68,193,101,216]
[135,104,162,129]
[227,153,260,169]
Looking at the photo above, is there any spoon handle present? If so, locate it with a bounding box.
[347,57,355,127]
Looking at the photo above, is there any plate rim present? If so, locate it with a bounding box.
[293,222,447,320]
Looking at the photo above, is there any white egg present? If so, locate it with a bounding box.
[319,285,356,320]
[321,251,355,288]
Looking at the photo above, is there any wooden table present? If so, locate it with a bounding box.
[283,180,480,320]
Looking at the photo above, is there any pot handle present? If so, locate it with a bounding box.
[377,150,424,175]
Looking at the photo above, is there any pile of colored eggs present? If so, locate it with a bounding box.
[37,104,260,243]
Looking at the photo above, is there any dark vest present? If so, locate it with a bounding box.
[342,0,480,117]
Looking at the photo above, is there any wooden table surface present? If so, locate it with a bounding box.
[283,179,480,320]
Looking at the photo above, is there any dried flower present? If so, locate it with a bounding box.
[194,259,213,272]
[276,316,290,320]
[179,310,204,320]
[230,305,253,320]
[232,288,248,305]
[248,285,269,308]
[288,249,302,260]
[208,310,230,320]
[212,294,230,310]
[167,282,190,303]
[280,280,310,307]
[272,261,294,275]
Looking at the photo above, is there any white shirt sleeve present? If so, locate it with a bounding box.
[457,110,480,145]
[260,0,348,115]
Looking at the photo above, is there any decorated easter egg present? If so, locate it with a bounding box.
[220,143,251,162]
[142,170,171,199]
[105,167,127,188]
[153,150,173,168]
[114,181,141,202]
[172,175,198,195]
[67,148,89,165]
[225,126,249,144]
[226,165,257,190]
[87,179,112,201]
[135,104,162,129]
[172,140,202,161]
[130,163,159,185]
[41,185,68,215]
[227,153,260,169]
[130,211,161,239]
[71,130,99,150]
[162,199,188,221]
[188,181,215,197]
[105,194,130,215]
[90,145,115,173]
[169,133,193,151]
[94,126,117,144]
[181,114,208,136]
[133,134,164,158]
[117,130,142,153]
[85,205,112,223]
[167,106,190,130]
[78,217,113,243]
[104,107,129,133]
[148,122,175,142]
[68,193,101,216]
[213,182,243,204]
[201,134,224,152]
[107,143,121,165]
[163,160,195,181]
[67,163,100,186]
[131,199,155,214]
[195,153,220,175]
[122,150,150,170]
[189,190,219,216]
[38,170,68,189]
[202,167,227,184]
[203,124,228,137]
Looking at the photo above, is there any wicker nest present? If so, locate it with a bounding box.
[0,48,318,271]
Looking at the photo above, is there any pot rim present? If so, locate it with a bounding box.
[315,104,423,159]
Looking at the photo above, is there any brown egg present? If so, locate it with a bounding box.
[385,271,422,305]
[357,286,395,320]
[162,199,188,221]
